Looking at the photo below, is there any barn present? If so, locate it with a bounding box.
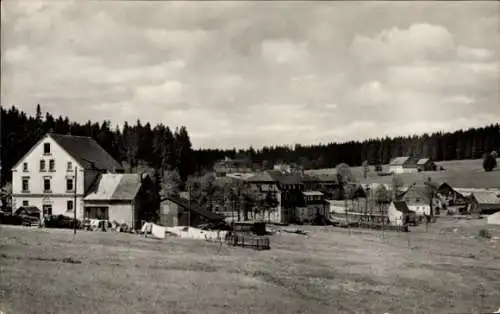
[159,196,225,227]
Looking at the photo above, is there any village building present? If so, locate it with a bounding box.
[10,133,159,229]
[387,201,416,226]
[295,191,328,223]
[84,173,159,229]
[388,156,436,174]
[159,196,225,227]
[467,190,500,216]
[213,157,254,177]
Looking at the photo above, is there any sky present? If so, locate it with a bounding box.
[1,1,499,149]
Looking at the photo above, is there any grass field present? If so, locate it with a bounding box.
[1,220,500,314]
[307,158,500,189]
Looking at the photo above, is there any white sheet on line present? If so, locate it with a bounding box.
[151,223,166,239]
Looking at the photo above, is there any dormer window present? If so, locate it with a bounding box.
[23,162,28,172]
[44,143,51,155]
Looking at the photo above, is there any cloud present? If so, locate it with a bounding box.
[351,23,456,65]
[1,1,499,149]
[261,39,310,64]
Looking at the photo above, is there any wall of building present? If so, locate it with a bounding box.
[408,204,430,216]
[387,203,404,226]
[108,203,134,227]
[12,135,85,217]
[13,195,84,219]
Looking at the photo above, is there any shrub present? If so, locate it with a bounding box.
[478,228,492,239]
[45,215,83,229]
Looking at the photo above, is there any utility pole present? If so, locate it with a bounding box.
[73,167,78,235]
[188,183,191,227]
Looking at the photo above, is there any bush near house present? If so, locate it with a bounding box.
[44,215,83,229]
[0,211,23,225]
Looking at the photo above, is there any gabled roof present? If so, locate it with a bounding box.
[417,158,430,165]
[393,201,413,213]
[49,133,123,171]
[389,157,410,166]
[162,196,224,221]
[84,174,143,201]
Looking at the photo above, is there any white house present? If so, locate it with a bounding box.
[11,133,123,220]
[388,157,410,174]
[387,201,415,226]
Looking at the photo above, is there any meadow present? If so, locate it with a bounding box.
[1,219,500,314]
[306,158,500,189]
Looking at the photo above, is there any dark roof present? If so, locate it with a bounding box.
[162,196,224,221]
[400,185,430,204]
[393,201,412,213]
[50,133,123,171]
[267,170,302,185]
[15,206,40,215]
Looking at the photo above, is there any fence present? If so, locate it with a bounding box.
[224,233,270,250]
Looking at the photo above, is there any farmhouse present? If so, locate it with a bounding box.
[10,133,160,229]
[388,157,413,174]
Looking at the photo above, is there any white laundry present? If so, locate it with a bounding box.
[151,223,166,239]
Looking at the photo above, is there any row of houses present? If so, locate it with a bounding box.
[7,133,500,230]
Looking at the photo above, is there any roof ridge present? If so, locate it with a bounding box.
[49,133,93,139]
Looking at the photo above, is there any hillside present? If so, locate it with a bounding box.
[306,159,500,189]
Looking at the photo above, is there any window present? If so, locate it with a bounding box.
[23,200,29,206]
[40,160,46,172]
[23,162,28,172]
[22,177,29,192]
[67,161,73,171]
[44,143,50,154]
[67,200,74,211]
[49,160,55,171]
[66,178,74,191]
[43,177,51,193]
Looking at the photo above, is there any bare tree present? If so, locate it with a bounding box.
[391,176,405,201]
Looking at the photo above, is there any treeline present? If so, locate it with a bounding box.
[2,105,500,184]
[198,125,500,170]
[1,105,195,183]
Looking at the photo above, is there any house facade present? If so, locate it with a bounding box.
[11,133,124,221]
[295,191,328,223]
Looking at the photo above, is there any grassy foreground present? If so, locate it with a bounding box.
[1,220,500,314]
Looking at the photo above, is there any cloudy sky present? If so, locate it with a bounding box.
[1,1,499,149]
